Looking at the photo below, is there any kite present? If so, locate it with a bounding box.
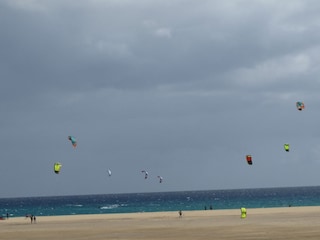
[158,176,163,183]
[107,169,112,177]
[54,162,62,174]
[141,170,148,179]
[246,155,252,165]
[284,144,290,152]
[296,102,305,111]
[68,136,77,148]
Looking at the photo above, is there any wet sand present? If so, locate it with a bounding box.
[1,206,320,240]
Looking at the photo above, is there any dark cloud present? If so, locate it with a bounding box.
[1,0,320,197]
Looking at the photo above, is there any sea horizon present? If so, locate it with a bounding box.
[2,184,318,200]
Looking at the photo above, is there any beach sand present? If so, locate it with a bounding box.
[1,206,320,240]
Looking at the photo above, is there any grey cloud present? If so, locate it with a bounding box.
[1,0,320,197]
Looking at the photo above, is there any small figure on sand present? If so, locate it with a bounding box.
[26,214,36,224]
[240,207,247,219]
[179,210,182,218]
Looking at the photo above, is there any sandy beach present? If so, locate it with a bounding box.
[1,206,320,240]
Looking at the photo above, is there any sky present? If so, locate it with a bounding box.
[1,0,320,198]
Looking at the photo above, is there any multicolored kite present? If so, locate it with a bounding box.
[296,102,305,111]
[68,136,77,148]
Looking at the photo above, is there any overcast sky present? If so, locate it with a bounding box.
[1,0,320,198]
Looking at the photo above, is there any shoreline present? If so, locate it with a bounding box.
[2,206,320,239]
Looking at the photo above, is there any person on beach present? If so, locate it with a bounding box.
[33,215,36,223]
[240,208,247,218]
[179,210,182,218]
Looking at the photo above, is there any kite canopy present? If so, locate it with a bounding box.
[284,144,290,152]
[68,136,77,148]
[107,169,112,177]
[141,170,148,179]
[54,162,62,174]
[246,155,252,165]
[296,101,305,111]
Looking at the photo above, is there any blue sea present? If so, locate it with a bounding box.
[1,186,320,218]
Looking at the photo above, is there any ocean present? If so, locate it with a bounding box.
[1,186,320,218]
